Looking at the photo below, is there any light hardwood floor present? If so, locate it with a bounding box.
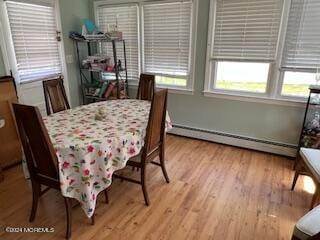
[0,135,313,240]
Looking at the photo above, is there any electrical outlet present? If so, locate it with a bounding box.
[66,55,74,64]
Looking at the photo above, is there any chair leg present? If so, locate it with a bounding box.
[311,194,317,210]
[64,197,72,239]
[310,184,320,210]
[293,156,298,170]
[291,156,302,191]
[104,189,109,204]
[141,166,150,206]
[91,213,95,225]
[160,144,170,183]
[291,170,300,191]
[29,181,40,222]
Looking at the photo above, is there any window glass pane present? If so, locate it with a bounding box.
[215,62,269,93]
[156,76,187,87]
[281,72,316,97]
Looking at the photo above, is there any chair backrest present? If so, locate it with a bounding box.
[136,74,155,101]
[43,77,70,115]
[143,89,168,159]
[12,103,58,181]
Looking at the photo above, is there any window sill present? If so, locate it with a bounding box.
[157,86,194,95]
[128,83,194,95]
[203,90,307,107]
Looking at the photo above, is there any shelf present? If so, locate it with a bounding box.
[309,102,320,106]
[84,95,108,100]
[74,35,128,104]
[84,78,126,85]
[302,132,318,137]
[97,79,116,83]
[309,85,320,94]
[84,95,127,101]
[81,68,126,73]
[298,87,320,151]
[71,37,125,43]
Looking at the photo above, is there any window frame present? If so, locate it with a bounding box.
[204,0,312,104]
[208,60,274,98]
[94,0,198,93]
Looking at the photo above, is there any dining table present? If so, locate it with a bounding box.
[41,99,172,218]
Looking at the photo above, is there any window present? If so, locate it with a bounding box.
[282,72,317,97]
[95,0,195,90]
[5,0,62,83]
[215,62,270,93]
[142,1,193,88]
[206,0,320,102]
[206,0,283,94]
[280,0,320,97]
[96,4,139,80]
[156,76,187,87]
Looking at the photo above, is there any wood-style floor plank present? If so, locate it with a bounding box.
[0,135,312,240]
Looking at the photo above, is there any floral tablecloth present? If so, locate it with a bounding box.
[42,99,172,218]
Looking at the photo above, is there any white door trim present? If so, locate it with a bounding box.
[55,0,71,105]
[0,20,10,75]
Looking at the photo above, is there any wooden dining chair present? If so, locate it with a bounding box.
[115,89,170,205]
[291,148,320,210]
[136,74,155,101]
[43,77,70,115]
[12,103,96,239]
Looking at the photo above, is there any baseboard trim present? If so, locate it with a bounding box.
[169,125,297,157]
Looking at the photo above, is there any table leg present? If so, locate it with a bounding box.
[0,167,4,182]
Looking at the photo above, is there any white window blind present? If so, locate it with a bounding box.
[212,0,283,61]
[6,0,62,83]
[96,5,139,80]
[143,1,192,77]
[281,0,320,72]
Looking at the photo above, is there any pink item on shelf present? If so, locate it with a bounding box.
[106,64,114,72]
